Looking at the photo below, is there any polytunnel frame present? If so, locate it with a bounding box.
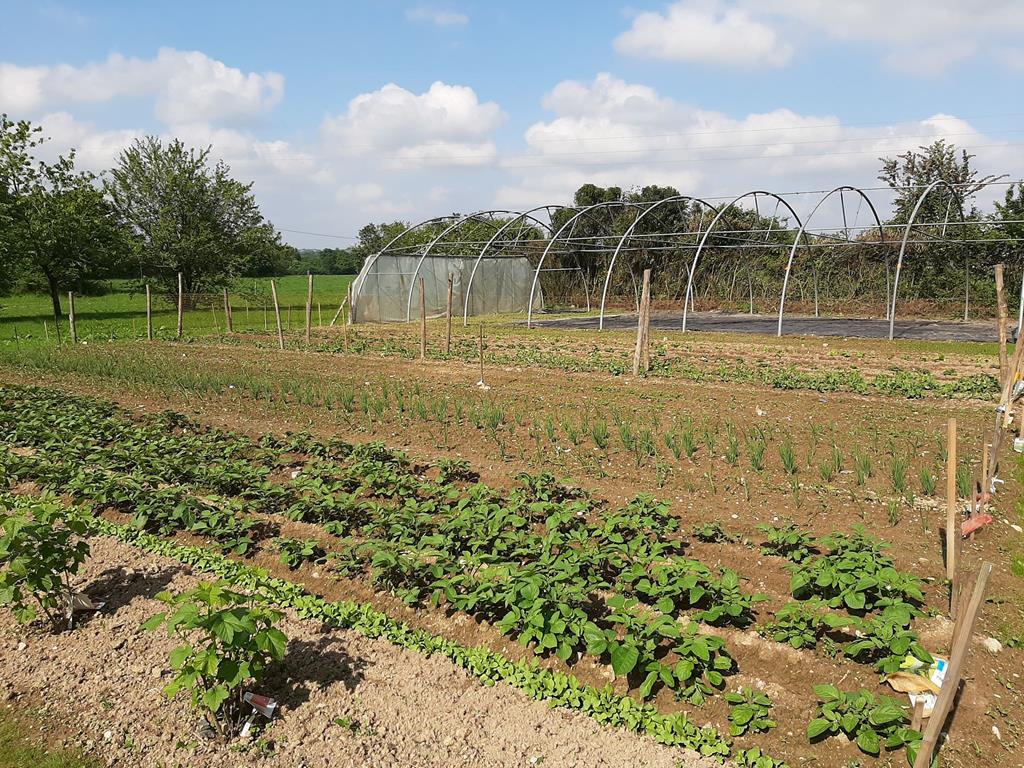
[888,179,965,340]
[597,194,720,330]
[351,215,460,323]
[682,191,808,332]
[526,199,650,328]
[777,186,887,337]
[462,205,566,327]
[402,209,520,321]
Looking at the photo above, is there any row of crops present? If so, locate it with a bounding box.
[0,385,932,765]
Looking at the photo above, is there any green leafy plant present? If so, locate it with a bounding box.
[724,687,776,736]
[779,437,798,475]
[143,580,288,741]
[757,523,817,562]
[692,521,735,543]
[732,746,789,768]
[0,495,92,631]
[273,537,327,570]
[842,604,932,673]
[807,685,919,758]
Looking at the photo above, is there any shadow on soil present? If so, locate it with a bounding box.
[266,634,369,710]
[80,565,183,621]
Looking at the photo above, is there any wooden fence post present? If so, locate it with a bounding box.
[419,277,427,360]
[445,275,453,356]
[67,291,77,344]
[946,418,958,617]
[270,279,284,350]
[305,272,314,346]
[632,268,652,376]
[223,288,234,334]
[145,284,153,340]
[996,264,1009,383]
[913,562,993,768]
[176,272,184,339]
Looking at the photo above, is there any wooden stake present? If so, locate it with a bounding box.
[910,699,924,732]
[317,301,322,327]
[176,272,184,339]
[305,272,314,345]
[67,291,77,344]
[419,276,427,360]
[980,442,990,510]
[945,418,958,617]
[478,323,484,381]
[145,284,153,340]
[996,264,1009,384]
[347,283,354,325]
[632,268,652,376]
[330,298,347,326]
[43,321,49,343]
[999,333,1024,428]
[223,288,234,333]
[1018,401,1024,439]
[445,275,453,356]
[270,279,284,350]
[913,562,993,768]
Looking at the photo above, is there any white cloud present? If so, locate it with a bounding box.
[497,73,1020,216]
[321,81,505,168]
[998,47,1024,71]
[405,6,468,27]
[0,48,283,124]
[615,1,793,67]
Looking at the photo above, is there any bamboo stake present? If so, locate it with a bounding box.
[445,275,453,356]
[145,284,153,340]
[317,301,322,328]
[43,321,49,343]
[478,324,484,382]
[270,280,284,350]
[632,268,652,376]
[305,272,313,346]
[176,272,184,339]
[419,277,427,360]
[996,264,1009,384]
[67,291,77,344]
[223,288,234,333]
[946,418,957,617]
[913,563,993,768]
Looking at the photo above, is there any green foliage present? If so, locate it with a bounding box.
[273,537,327,570]
[732,746,789,768]
[757,523,817,562]
[759,599,834,649]
[779,437,798,475]
[142,580,287,741]
[724,687,776,736]
[807,684,919,759]
[841,604,933,673]
[0,494,92,631]
[692,521,735,543]
[436,457,477,483]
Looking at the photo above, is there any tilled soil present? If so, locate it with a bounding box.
[0,537,717,768]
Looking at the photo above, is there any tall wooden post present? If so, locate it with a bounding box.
[145,284,153,340]
[67,291,77,344]
[946,418,958,617]
[419,277,427,360]
[305,272,314,346]
[347,283,354,325]
[223,288,234,334]
[478,323,484,381]
[176,272,184,339]
[913,563,993,768]
[632,268,652,376]
[270,279,284,350]
[445,275,453,356]
[996,264,1009,384]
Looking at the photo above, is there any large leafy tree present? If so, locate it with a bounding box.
[106,137,294,301]
[0,115,128,315]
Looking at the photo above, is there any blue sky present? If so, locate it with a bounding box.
[2,0,1023,247]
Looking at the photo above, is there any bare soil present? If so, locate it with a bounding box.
[0,537,717,768]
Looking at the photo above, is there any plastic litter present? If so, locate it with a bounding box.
[890,656,948,717]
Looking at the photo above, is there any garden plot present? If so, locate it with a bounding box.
[2,373,1021,768]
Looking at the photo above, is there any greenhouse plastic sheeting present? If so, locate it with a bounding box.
[351,255,542,323]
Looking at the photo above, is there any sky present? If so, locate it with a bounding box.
[2,0,1023,248]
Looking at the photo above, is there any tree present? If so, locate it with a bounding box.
[106,137,291,302]
[0,115,128,315]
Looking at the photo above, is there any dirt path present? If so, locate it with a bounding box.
[0,536,717,768]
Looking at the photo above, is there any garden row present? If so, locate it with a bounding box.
[0,385,931,764]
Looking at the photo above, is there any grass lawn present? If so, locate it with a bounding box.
[0,710,98,768]
[0,275,355,346]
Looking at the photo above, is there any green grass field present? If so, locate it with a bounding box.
[0,275,355,346]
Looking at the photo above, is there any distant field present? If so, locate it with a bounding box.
[0,275,355,346]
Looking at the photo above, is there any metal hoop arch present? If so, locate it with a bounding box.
[888,179,964,340]
[526,200,646,328]
[462,205,565,326]
[777,186,886,337]
[597,194,719,330]
[682,191,807,332]
[403,209,519,321]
